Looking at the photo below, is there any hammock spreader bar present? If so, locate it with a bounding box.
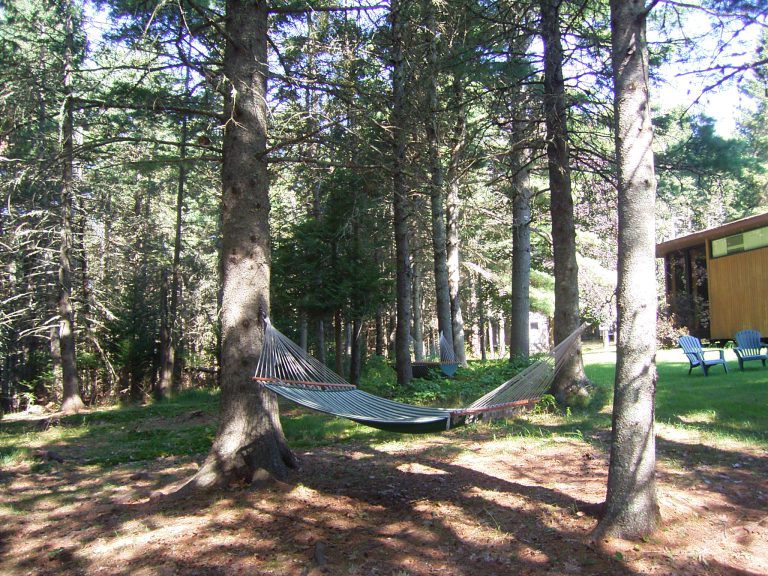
[254,317,586,433]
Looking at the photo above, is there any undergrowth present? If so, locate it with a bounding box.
[2,348,764,470]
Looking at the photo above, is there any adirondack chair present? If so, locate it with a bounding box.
[733,330,768,371]
[678,335,728,376]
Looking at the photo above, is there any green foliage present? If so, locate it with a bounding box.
[655,112,761,228]
[358,355,398,398]
[656,309,691,349]
[532,393,558,412]
[379,358,535,408]
[271,168,392,343]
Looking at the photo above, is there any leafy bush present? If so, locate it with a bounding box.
[359,355,398,398]
[657,310,689,348]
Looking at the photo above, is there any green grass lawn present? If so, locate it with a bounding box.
[584,346,768,446]
[1,346,766,470]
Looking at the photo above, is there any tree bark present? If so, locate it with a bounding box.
[349,318,363,385]
[299,312,308,352]
[423,0,454,349]
[375,307,384,356]
[477,276,487,361]
[446,76,467,366]
[469,272,481,357]
[498,313,506,358]
[181,0,295,492]
[412,260,424,361]
[510,146,532,361]
[59,0,84,414]
[159,68,189,399]
[391,0,413,386]
[157,267,171,400]
[541,0,588,403]
[594,0,660,540]
[334,309,344,376]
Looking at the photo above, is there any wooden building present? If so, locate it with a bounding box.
[656,212,768,341]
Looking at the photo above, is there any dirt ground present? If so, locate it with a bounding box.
[1,416,767,576]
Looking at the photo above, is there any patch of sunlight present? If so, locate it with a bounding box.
[677,410,718,424]
[396,462,448,476]
[88,514,206,558]
[375,438,421,452]
[656,421,761,452]
[0,504,23,515]
[290,483,321,499]
[0,447,28,466]
[583,349,617,364]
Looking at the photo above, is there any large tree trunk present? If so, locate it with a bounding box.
[181,0,295,492]
[59,0,84,414]
[423,0,454,348]
[594,0,660,540]
[541,0,588,403]
[509,146,532,361]
[391,0,413,386]
[446,76,467,366]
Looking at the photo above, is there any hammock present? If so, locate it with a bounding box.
[254,317,586,434]
[411,331,459,378]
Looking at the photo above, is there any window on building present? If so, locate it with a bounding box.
[711,225,768,258]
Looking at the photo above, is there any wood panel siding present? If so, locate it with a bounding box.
[708,246,768,339]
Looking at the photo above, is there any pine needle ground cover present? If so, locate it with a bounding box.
[1,350,766,575]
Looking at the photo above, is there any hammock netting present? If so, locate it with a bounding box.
[254,317,585,433]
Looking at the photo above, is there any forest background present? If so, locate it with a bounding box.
[1,0,767,412]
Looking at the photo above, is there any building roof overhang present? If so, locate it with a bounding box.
[656,212,768,258]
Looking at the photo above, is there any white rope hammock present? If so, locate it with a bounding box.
[254,317,586,433]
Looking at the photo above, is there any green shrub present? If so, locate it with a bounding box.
[359,355,398,398]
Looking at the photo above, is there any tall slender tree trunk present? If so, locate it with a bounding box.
[469,272,481,357]
[299,312,308,352]
[477,276,487,361]
[387,313,396,360]
[541,0,588,402]
[49,325,62,402]
[391,0,412,386]
[334,309,344,376]
[315,319,326,363]
[498,313,506,358]
[181,0,295,491]
[59,0,84,414]
[77,209,97,400]
[423,0,453,348]
[349,318,363,385]
[446,76,467,366]
[594,0,660,540]
[157,267,171,400]
[412,261,424,361]
[159,72,189,398]
[375,308,384,356]
[510,146,532,361]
